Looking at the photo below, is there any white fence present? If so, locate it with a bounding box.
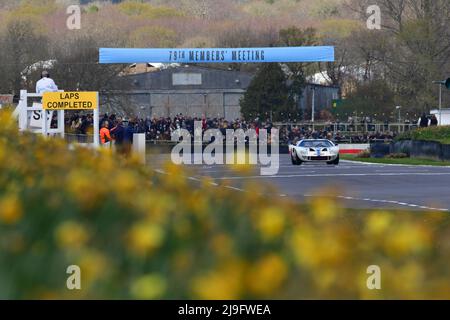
[273,122,418,133]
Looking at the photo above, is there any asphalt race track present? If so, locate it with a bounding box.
[150,154,450,212]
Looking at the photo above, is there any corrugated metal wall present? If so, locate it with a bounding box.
[102,67,339,120]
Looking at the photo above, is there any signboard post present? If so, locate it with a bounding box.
[14,91,100,147]
[94,93,99,147]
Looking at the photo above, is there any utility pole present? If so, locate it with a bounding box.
[311,86,315,131]
[396,106,402,123]
[439,83,442,125]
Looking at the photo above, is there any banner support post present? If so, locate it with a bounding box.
[93,92,100,148]
[17,90,27,131]
[42,105,48,137]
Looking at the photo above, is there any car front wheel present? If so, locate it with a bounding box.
[291,152,303,166]
[327,155,339,165]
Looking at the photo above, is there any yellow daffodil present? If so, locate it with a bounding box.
[0,194,23,225]
[127,222,165,257]
[130,274,167,300]
[55,221,89,249]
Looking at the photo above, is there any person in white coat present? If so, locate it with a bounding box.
[36,71,58,94]
[35,71,59,132]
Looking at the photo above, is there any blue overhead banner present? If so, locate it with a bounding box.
[99,46,335,64]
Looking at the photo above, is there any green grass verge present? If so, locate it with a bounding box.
[341,154,450,166]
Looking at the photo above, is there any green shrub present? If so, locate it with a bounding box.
[395,130,413,141]
[395,126,450,144]
[87,5,99,13]
[118,1,183,19]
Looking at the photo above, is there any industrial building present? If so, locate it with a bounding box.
[102,65,340,120]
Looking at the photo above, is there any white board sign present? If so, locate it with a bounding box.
[29,102,54,128]
[172,73,202,86]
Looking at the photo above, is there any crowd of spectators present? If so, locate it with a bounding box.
[65,113,398,145]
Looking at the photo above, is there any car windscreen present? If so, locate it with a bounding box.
[298,141,333,148]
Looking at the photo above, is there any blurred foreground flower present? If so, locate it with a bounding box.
[0,194,23,225]
[1,110,450,299]
[131,274,167,300]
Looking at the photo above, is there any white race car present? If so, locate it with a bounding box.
[289,139,340,165]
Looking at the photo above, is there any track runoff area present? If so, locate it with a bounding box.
[151,153,450,212]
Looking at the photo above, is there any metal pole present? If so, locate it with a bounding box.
[222,92,226,120]
[42,103,48,137]
[93,92,100,147]
[439,84,442,125]
[433,80,444,126]
[133,133,146,164]
[17,90,27,131]
[58,110,65,139]
[311,87,315,131]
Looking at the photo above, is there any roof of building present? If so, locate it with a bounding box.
[120,65,340,93]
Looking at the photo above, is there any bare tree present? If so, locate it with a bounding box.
[346,0,450,110]
[0,19,49,95]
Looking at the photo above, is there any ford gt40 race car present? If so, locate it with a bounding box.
[289,139,340,165]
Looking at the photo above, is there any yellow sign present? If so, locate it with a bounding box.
[43,92,98,110]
